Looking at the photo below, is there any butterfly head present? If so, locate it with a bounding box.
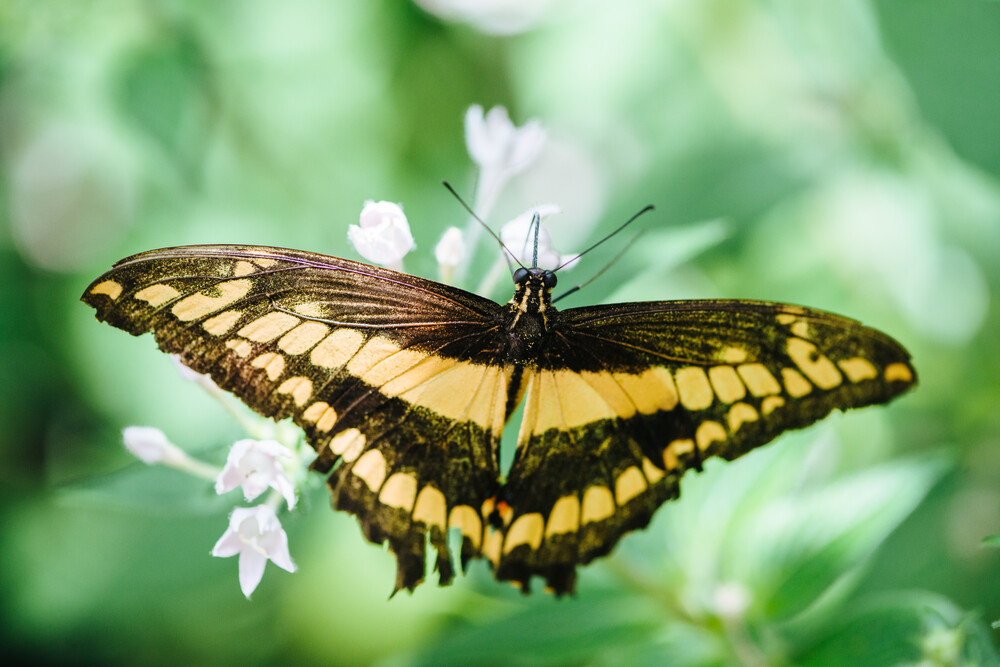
[508,266,557,334]
[512,266,557,290]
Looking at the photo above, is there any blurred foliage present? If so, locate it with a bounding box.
[2,1,999,665]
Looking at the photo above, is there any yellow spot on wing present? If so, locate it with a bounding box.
[552,370,617,428]
[90,280,122,300]
[293,302,326,318]
[238,312,301,343]
[463,365,503,431]
[579,371,636,419]
[727,402,759,432]
[347,336,403,376]
[233,261,256,277]
[615,466,647,505]
[226,338,253,357]
[277,376,313,406]
[761,396,785,415]
[171,279,251,321]
[136,283,181,307]
[781,367,812,397]
[787,338,842,389]
[316,406,338,432]
[676,367,714,410]
[329,428,365,461]
[351,449,387,492]
[413,486,447,530]
[251,352,285,381]
[581,486,615,524]
[777,313,797,325]
[449,505,482,549]
[504,513,544,553]
[203,310,242,336]
[614,367,679,414]
[531,371,563,434]
[302,401,329,423]
[397,362,500,429]
[311,328,365,369]
[545,495,580,538]
[884,363,913,383]
[378,473,417,511]
[483,529,503,566]
[663,439,693,469]
[696,421,726,450]
[277,321,330,354]
[719,346,748,363]
[839,357,878,382]
[791,321,809,338]
[364,349,437,389]
[737,363,781,396]
[642,457,665,484]
[708,366,746,403]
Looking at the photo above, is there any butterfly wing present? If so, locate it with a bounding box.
[489,300,917,593]
[83,245,510,592]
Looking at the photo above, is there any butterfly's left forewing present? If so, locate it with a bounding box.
[490,299,917,594]
[83,245,508,592]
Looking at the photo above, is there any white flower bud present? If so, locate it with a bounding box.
[434,227,465,282]
[122,426,188,466]
[348,200,414,267]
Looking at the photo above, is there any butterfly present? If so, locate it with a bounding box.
[82,244,916,595]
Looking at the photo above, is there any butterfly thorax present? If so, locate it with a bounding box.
[503,267,557,364]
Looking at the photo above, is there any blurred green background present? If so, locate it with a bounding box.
[2,1,1000,665]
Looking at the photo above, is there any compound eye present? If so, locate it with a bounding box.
[542,270,558,288]
[512,267,530,284]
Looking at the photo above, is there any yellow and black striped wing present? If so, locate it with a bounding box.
[489,300,916,593]
[83,245,509,592]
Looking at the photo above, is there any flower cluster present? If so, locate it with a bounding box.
[122,375,299,598]
[125,104,562,598]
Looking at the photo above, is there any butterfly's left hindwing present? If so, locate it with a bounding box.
[487,300,916,594]
[83,245,508,592]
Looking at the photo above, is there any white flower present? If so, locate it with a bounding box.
[348,200,414,267]
[414,0,554,36]
[211,505,296,598]
[434,226,465,282]
[500,205,564,270]
[465,105,545,176]
[215,439,297,509]
[123,426,188,466]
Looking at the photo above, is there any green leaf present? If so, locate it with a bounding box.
[981,534,1000,549]
[404,593,663,667]
[796,591,999,667]
[55,463,229,516]
[735,455,949,621]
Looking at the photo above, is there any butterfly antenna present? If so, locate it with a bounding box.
[531,212,541,268]
[552,230,647,304]
[442,181,523,271]
[554,205,654,272]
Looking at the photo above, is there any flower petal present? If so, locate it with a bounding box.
[211,528,244,558]
[237,548,268,598]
